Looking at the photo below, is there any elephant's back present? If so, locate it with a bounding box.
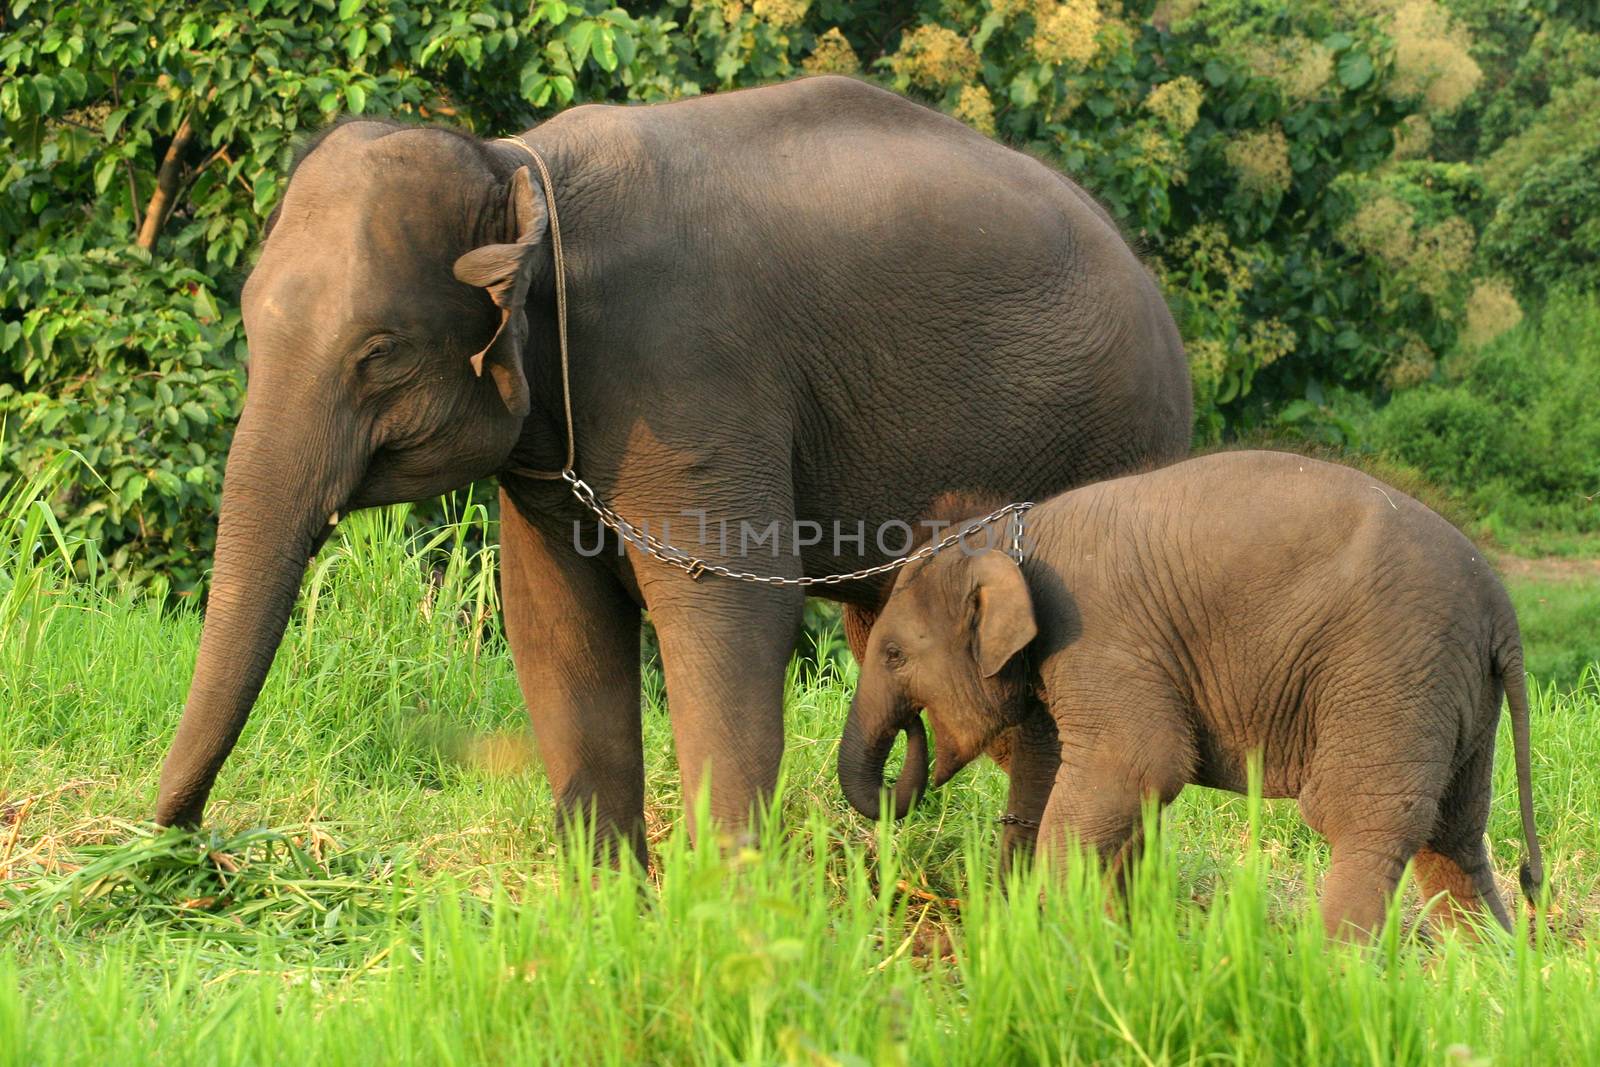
[1040,451,1511,794]
[539,79,1190,594]
[550,77,1126,274]
[554,75,1069,189]
[1051,449,1509,664]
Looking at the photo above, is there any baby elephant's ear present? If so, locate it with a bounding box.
[969,550,1037,678]
[451,166,549,417]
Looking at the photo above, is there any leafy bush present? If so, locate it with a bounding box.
[0,245,243,591]
[1424,7,1600,304]
[1480,143,1600,299]
[1365,291,1600,545]
[1431,3,1600,166]
[0,0,1586,583]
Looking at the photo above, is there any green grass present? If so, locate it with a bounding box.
[1506,573,1600,693]
[3,490,1600,1064]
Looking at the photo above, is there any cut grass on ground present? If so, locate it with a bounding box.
[3,500,1599,1065]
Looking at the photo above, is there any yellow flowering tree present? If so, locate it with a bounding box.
[843,0,1536,439]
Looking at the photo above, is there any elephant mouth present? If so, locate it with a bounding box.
[840,697,930,822]
[931,718,980,789]
[893,711,931,817]
[307,503,351,557]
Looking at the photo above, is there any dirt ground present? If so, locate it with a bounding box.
[1492,554,1600,582]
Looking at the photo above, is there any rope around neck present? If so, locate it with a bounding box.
[496,134,574,479]
[489,134,1032,585]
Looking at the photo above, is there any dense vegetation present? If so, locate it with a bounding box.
[1361,291,1600,553]
[2,480,1597,1064]
[3,0,1597,587]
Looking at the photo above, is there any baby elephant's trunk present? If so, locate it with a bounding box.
[839,682,929,821]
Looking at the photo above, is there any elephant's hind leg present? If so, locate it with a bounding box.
[1414,741,1513,935]
[1304,776,1440,939]
[1300,691,1455,939]
[1316,840,1420,939]
[1413,845,1512,935]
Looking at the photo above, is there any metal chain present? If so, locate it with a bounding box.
[562,469,1032,587]
[493,135,1036,588]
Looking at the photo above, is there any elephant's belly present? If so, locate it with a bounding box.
[1190,721,1305,799]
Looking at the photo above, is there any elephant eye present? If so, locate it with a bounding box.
[883,643,906,669]
[359,337,396,363]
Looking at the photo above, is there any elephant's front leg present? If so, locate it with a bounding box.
[646,575,804,843]
[1035,684,1193,896]
[987,701,1061,867]
[500,490,647,867]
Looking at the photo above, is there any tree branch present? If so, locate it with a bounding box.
[135,116,196,252]
[110,72,142,233]
[173,144,230,209]
[126,163,144,233]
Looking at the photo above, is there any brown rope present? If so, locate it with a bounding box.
[495,134,574,480]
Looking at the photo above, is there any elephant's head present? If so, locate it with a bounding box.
[840,548,1037,821]
[156,121,550,826]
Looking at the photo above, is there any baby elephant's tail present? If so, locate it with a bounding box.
[1497,639,1546,904]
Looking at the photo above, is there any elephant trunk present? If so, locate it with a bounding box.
[154,414,350,827]
[839,673,929,821]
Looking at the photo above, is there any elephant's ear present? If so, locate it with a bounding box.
[452,166,549,417]
[968,550,1037,678]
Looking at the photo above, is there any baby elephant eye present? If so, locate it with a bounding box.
[883,643,906,669]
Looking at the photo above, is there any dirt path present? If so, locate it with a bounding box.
[1492,554,1600,583]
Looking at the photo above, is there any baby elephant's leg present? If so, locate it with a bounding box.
[1317,841,1419,938]
[1413,845,1512,935]
[1036,703,1191,891]
[1413,741,1514,935]
[988,701,1062,869]
[1303,763,1443,939]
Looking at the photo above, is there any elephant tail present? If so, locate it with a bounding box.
[1496,635,1546,905]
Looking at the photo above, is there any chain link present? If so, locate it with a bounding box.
[494,139,1032,584]
[561,469,1032,587]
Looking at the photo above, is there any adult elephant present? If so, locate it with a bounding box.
[154,75,1192,863]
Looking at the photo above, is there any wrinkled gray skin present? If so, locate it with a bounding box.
[154,76,1191,862]
[843,451,1545,936]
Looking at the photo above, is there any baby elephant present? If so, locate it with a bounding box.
[840,451,1544,936]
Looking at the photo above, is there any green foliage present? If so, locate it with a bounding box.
[1,0,1590,582]
[1428,4,1600,302]
[1365,291,1600,542]
[1480,143,1600,299]
[0,247,243,591]
[1507,573,1600,690]
[1478,78,1600,196]
[1433,2,1600,165]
